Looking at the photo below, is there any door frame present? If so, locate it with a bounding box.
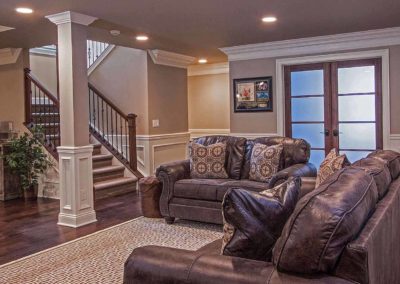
[275,49,390,149]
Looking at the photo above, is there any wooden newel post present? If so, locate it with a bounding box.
[24,68,32,124]
[127,113,138,171]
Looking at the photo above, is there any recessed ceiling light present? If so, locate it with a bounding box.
[16,7,33,14]
[136,35,149,41]
[262,16,277,23]
[110,30,120,36]
[198,58,207,64]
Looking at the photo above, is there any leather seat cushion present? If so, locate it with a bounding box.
[273,167,379,274]
[174,179,270,202]
[367,150,400,179]
[352,157,392,199]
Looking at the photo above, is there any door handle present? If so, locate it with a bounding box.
[319,129,329,136]
[333,129,343,137]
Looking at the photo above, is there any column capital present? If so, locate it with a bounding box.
[46,11,97,26]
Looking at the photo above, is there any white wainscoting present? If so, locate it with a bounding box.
[389,134,400,151]
[136,132,191,176]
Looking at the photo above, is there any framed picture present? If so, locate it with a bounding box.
[233,76,273,112]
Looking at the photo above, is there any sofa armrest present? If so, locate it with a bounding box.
[268,163,317,189]
[156,159,190,216]
[124,245,351,284]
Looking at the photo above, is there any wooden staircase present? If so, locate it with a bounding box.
[24,69,141,200]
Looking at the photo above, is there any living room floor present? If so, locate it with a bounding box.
[0,192,142,265]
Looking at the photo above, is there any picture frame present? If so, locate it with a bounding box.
[233,76,273,112]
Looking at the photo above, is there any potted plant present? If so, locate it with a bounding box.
[4,127,53,200]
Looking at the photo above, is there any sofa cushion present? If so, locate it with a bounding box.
[315,148,350,187]
[241,137,310,179]
[193,136,246,180]
[189,142,229,179]
[174,179,271,202]
[221,177,301,261]
[249,143,283,182]
[368,150,400,179]
[352,157,392,199]
[273,167,378,274]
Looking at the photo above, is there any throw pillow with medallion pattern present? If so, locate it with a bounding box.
[249,143,283,182]
[189,142,229,179]
[315,148,350,187]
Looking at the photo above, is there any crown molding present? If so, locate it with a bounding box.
[46,11,97,26]
[187,62,229,76]
[0,48,22,65]
[148,49,195,69]
[30,45,57,57]
[220,27,400,61]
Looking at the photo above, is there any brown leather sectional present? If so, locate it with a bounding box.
[124,149,400,284]
[156,136,317,224]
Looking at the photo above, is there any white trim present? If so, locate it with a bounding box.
[221,27,400,61]
[188,62,229,76]
[148,49,195,69]
[46,11,97,26]
[88,45,116,76]
[229,133,279,139]
[389,134,400,151]
[136,132,191,141]
[0,48,21,65]
[0,25,14,33]
[275,49,391,149]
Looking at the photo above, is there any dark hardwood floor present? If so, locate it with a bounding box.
[0,192,142,265]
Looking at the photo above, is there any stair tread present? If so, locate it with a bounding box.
[92,153,113,161]
[94,176,137,190]
[92,165,125,174]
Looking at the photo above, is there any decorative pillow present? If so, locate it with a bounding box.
[315,148,350,187]
[221,177,301,261]
[273,167,378,274]
[189,142,229,179]
[249,143,283,182]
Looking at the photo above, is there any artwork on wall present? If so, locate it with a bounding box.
[233,76,273,112]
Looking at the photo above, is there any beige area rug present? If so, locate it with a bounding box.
[0,217,222,284]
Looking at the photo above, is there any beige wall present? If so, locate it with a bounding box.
[229,45,400,135]
[89,46,149,135]
[147,55,188,135]
[230,58,277,133]
[0,50,29,133]
[29,53,58,96]
[188,73,230,130]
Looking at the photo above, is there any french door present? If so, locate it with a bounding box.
[285,58,382,167]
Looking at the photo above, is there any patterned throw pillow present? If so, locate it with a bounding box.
[189,142,229,179]
[249,143,283,182]
[315,148,350,187]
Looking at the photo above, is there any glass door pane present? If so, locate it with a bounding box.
[336,63,378,163]
[289,67,326,167]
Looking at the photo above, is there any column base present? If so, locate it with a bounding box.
[58,210,97,228]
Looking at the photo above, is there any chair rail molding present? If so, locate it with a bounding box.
[229,133,279,139]
[148,49,195,69]
[220,27,400,61]
[275,49,391,149]
[189,128,230,139]
[188,62,229,76]
[390,134,400,151]
[0,48,21,65]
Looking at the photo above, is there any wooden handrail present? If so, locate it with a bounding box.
[24,68,59,108]
[88,82,126,119]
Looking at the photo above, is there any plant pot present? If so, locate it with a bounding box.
[23,184,38,201]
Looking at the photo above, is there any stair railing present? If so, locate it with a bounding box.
[87,40,110,68]
[88,83,139,175]
[24,68,60,158]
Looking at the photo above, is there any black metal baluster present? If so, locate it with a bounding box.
[106,104,109,145]
[115,110,118,154]
[120,116,123,156]
[96,93,100,133]
[101,98,105,140]
[110,108,114,149]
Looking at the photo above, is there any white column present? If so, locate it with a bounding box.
[46,11,97,227]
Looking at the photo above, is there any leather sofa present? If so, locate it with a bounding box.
[124,150,400,284]
[156,135,317,224]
